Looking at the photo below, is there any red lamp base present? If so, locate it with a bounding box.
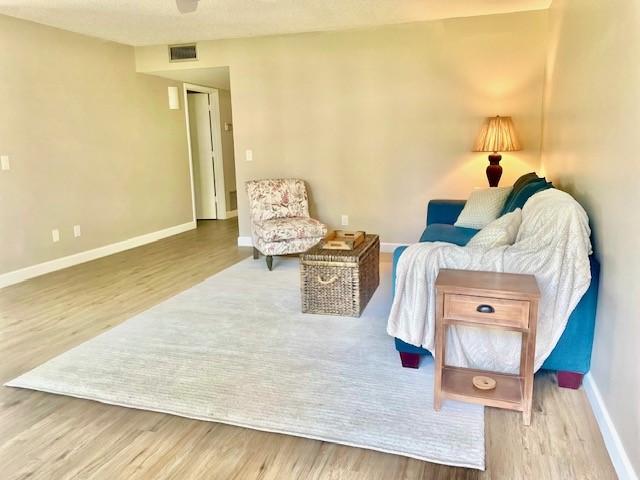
[486,153,503,187]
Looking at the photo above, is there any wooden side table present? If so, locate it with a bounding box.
[433,269,540,425]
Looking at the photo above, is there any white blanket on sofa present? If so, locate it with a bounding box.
[387,189,592,373]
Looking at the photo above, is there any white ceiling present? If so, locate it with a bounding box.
[152,66,231,91]
[0,0,551,46]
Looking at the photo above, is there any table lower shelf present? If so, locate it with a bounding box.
[441,366,524,411]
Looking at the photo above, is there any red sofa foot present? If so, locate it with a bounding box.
[557,371,584,389]
[399,352,422,369]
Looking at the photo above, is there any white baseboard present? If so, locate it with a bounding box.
[237,236,405,253]
[218,210,238,220]
[0,221,197,289]
[380,242,404,253]
[237,235,253,247]
[584,373,638,480]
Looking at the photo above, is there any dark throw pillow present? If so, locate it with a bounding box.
[512,172,540,192]
[503,179,553,213]
[501,172,540,214]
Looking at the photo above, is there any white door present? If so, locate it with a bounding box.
[188,93,217,219]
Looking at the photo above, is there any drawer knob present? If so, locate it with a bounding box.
[476,304,495,314]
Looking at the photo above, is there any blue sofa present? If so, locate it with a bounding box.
[391,188,600,389]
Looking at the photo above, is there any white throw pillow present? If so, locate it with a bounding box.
[454,186,513,229]
[467,209,522,250]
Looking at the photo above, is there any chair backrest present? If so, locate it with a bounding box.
[246,178,310,222]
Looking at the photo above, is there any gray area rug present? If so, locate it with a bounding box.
[6,257,484,469]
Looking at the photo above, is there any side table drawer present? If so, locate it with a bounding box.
[444,294,529,329]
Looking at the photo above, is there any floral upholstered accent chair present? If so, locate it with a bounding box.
[245,178,327,270]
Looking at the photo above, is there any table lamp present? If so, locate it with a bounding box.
[473,115,521,187]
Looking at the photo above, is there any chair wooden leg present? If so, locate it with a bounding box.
[253,247,260,260]
[266,255,273,271]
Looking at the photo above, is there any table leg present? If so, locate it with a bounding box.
[434,291,445,411]
[522,300,539,425]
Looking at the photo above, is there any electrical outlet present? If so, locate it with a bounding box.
[341,214,349,226]
[73,225,81,238]
[51,229,60,243]
[245,149,253,162]
[1,155,10,171]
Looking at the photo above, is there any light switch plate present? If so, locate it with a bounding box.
[341,214,349,226]
[1,155,10,171]
[73,225,81,238]
[245,149,253,162]
[52,229,60,243]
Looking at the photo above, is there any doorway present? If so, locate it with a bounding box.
[187,90,217,219]
[183,82,236,221]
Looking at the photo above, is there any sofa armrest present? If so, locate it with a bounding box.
[426,199,466,226]
[391,246,408,296]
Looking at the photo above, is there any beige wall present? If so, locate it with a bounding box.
[3,5,636,471]
[0,15,193,274]
[541,0,640,475]
[136,11,548,243]
[218,89,237,212]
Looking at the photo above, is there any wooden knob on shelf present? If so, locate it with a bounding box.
[472,375,497,390]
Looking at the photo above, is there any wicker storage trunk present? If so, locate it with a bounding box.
[301,234,380,317]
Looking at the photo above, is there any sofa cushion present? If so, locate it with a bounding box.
[467,209,522,250]
[419,223,479,246]
[426,199,467,226]
[253,217,327,242]
[502,179,553,214]
[454,186,513,229]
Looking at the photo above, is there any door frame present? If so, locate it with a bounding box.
[182,82,229,221]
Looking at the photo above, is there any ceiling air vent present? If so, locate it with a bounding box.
[169,44,198,62]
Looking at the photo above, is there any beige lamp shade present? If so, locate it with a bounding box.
[473,116,521,153]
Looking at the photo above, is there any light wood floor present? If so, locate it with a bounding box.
[0,219,616,479]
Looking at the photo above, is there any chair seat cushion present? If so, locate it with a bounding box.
[254,217,327,242]
[419,223,479,246]
[254,235,323,256]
